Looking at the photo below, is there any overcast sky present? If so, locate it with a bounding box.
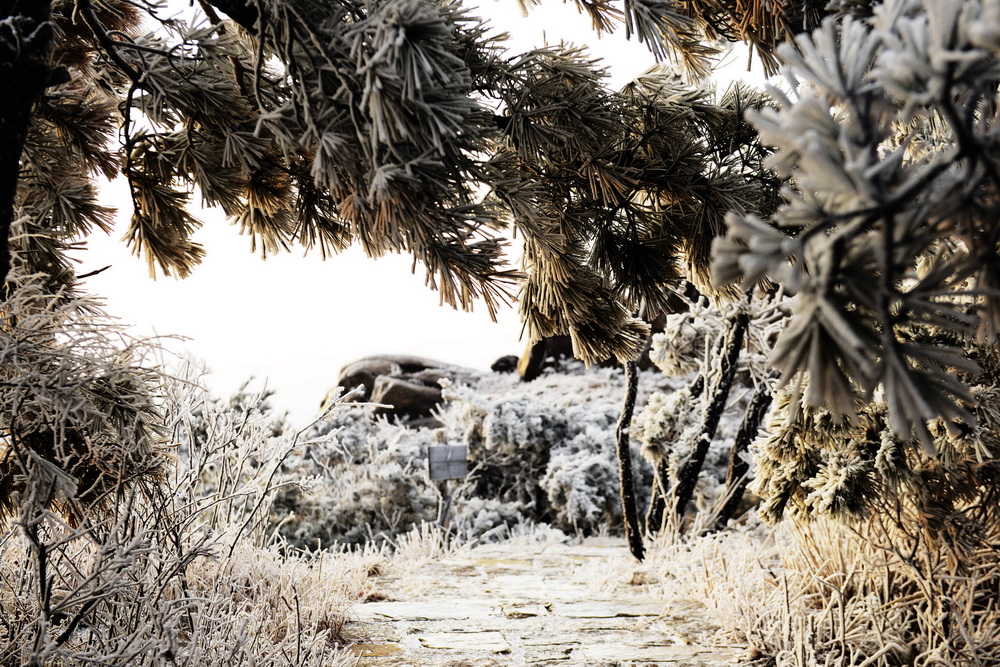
[78,1,760,423]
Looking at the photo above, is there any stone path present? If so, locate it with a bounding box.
[344,537,745,666]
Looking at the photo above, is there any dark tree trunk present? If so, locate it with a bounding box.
[645,373,705,536]
[616,359,644,561]
[670,312,749,524]
[644,459,670,535]
[0,2,56,292]
[710,379,774,533]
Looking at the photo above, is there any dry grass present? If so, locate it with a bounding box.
[0,521,380,665]
[642,514,1000,667]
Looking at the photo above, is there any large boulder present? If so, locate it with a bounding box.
[329,355,481,425]
[491,354,519,373]
[370,376,444,420]
[337,358,403,401]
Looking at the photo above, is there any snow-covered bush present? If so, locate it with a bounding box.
[445,363,654,534]
[0,281,378,664]
[0,276,167,528]
[634,381,704,468]
[271,408,439,548]
[648,310,717,377]
[449,496,531,542]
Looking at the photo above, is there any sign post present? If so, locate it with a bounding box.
[427,443,469,527]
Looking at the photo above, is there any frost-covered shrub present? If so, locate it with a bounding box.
[450,496,530,542]
[271,409,438,548]
[0,276,167,526]
[0,294,376,667]
[445,364,655,534]
[633,383,702,467]
[649,310,718,377]
[538,438,620,532]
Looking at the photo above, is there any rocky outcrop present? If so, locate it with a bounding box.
[332,355,481,426]
[370,376,443,420]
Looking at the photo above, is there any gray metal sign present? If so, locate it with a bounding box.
[427,444,469,481]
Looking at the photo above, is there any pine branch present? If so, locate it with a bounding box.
[202,0,260,32]
[78,0,141,82]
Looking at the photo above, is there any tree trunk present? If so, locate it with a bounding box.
[0,2,56,292]
[670,312,748,525]
[645,373,705,536]
[616,359,644,561]
[710,379,773,533]
[644,459,670,535]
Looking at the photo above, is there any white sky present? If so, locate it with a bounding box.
[78,1,763,423]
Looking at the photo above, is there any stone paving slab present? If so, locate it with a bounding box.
[501,602,550,619]
[575,644,738,664]
[551,599,667,618]
[345,537,746,666]
[353,600,498,622]
[418,631,511,653]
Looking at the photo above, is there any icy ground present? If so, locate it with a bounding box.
[345,536,746,666]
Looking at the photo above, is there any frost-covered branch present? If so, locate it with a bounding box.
[713,0,1000,442]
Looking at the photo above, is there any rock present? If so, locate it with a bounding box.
[338,359,403,401]
[418,632,510,653]
[348,644,404,658]
[331,355,482,424]
[409,368,456,387]
[491,355,519,373]
[364,355,452,374]
[551,600,666,618]
[370,376,444,420]
[501,603,550,619]
[353,600,497,622]
[578,643,738,665]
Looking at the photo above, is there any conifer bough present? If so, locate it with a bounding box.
[2,0,776,365]
[713,0,1000,524]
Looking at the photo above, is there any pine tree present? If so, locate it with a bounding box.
[1,0,779,525]
[711,3,1000,660]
